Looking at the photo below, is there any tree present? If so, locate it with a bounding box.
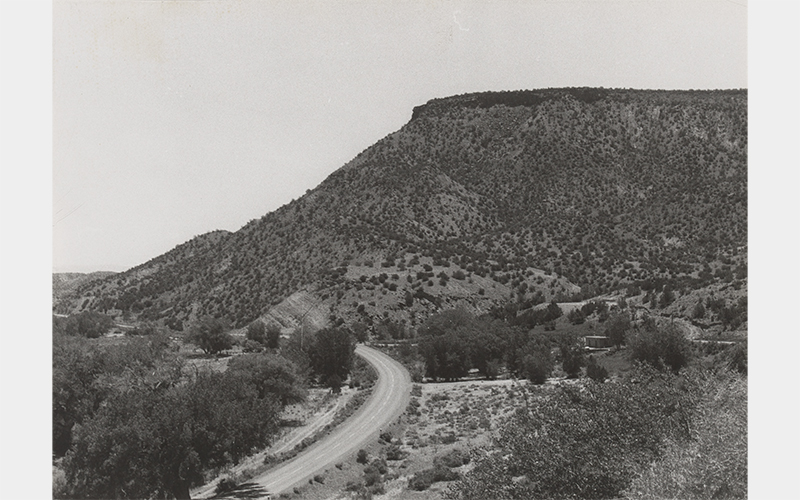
[246,320,267,344]
[627,323,692,373]
[52,332,182,458]
[567,308,586,325]
[351,321,369,342]
[559,339,585,378]
[659,285,675,308]
[417,309,508,380]
[187,316,233,355]
[63,372,281,500]
[586,356,608,382]
[307,327,356,389]
[692,301,706,319]
[58,311,115,338]
[419,333,471,381]
[246,320,281,349]
[522,349,553,384]
[603,312,631,347]
[227,352,306,405]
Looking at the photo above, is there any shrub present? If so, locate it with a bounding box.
[356,449,369,464]
[408,466,460,491]
[385,444,407,461]
[624,369,747,500]
[434,448,470,468]
[215,477,237,495]
[370,457,388,474]
[692,301,706,319]
[586,356,608,382]
[452,365,695,500]
[363,465,382,487]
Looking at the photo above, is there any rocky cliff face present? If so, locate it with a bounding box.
[57,88,747,330]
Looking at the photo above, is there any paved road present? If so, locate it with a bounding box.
[200,345,411,498]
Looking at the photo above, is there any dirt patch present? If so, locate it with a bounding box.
[272,378,524,499]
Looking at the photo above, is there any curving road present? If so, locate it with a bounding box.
[199,345,411,498]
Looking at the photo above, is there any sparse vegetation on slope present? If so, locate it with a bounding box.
[59,88,746,335]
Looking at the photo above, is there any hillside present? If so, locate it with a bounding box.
[55,88,747,331]
[53,272,116,305]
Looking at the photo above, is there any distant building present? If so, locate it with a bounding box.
[585,336,612,348]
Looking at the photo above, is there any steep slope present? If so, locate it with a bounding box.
[57,88,747,329]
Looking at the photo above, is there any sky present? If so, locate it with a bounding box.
[51,0,749,273]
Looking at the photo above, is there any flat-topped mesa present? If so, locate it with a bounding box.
[410,87,746,121]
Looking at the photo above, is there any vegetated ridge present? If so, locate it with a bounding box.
[53,272,117,305]
[55,88,747,332]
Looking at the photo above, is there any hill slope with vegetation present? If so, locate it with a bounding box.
[55,88,747,331]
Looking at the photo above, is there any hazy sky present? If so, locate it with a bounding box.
[52,0,747,272]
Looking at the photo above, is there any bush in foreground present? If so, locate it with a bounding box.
[623,369,747,500]
[450,365,695,499]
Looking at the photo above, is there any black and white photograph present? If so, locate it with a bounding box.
[2,1,798,499]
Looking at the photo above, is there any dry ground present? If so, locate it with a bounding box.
[266,377,526,500]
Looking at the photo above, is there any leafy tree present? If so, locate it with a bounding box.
[603,312,631,347]
[57,311,115,338]
[351,321,369,342]
[246,320,281,349]
[522,348,553,384]
[227,352,306,405]
[62,371,281,500]
[187,316,233,355]
[559,339,585,378]
[52,332,182,458]
[627,323,692,373]
[307,327,356,389]
[419,333,471,381]
[585,356,609,382]
[504,331,554,384]
[567,308,586,325]
[417,309,509,380]
[246,320,267,344]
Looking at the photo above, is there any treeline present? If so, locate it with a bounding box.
[53,311,115,338]
[414,308,570,384]
[408,303,744,386]
[53,315,316,500]
[409,305,748,499]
